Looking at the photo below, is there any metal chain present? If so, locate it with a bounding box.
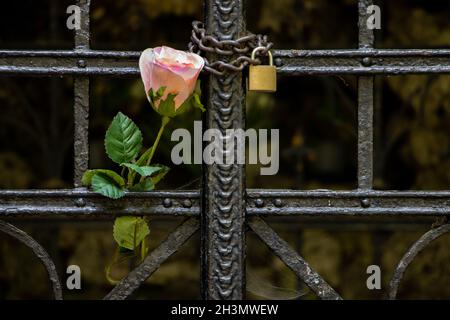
[188,21,273,76]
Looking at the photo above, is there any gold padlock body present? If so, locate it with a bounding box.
[248,65,277,93]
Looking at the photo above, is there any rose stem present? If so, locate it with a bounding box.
[139,116,170,182]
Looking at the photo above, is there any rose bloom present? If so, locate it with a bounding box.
[139,46,204,109]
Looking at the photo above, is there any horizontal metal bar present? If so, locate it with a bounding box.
[2,189,450,218]
[0,189,200,218]
[0,49,449,76]
[275,49,450,75]
[0,50,139,76]
[247,189,450,216]
[0,50,141,58]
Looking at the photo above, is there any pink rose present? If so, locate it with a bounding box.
[139,46,204,110]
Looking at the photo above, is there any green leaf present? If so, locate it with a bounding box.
[122,163,162,177]
[129,179,155,192]
[150,164,170,186]
[82,169,125,187]
[91,173,125,199]
[113,216,150,250]
[105,112,143,164]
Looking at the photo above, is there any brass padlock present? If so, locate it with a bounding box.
[248,47,277,93]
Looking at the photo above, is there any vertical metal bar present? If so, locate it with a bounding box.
[357,0,374,190]
[202,0,246,299]
[374,0,385,186]
[73,0,90,187]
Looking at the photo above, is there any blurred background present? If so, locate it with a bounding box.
[0,0,449,299]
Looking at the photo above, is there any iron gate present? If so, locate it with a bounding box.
[1,0,450,300]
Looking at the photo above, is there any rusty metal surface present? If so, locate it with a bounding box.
[201,0,247,300]
[388,223,450,299]
[104,218,199,300]
[0,220,63,300]
[248,217,342,300]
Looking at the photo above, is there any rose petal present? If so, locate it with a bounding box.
[152,62,190,109]
[139,48,155,95]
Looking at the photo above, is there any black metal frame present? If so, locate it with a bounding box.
[1,0,450,300]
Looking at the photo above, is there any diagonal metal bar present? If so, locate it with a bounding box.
[248,217,342,300]
[104,218,199,300]
[388,223,450,299]
[0,220,63,300]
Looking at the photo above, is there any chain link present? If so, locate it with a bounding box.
[188,21,273,76]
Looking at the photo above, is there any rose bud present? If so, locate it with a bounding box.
[139,46,205,117]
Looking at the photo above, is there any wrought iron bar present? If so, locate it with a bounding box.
[202,0,247,300]
[2,190,450,218]
[0,220,63,300]
[357,0,375,190]
[0,49,449,76]
[73,0,91,187]
[0,190,199,218]
[388,223,450,299]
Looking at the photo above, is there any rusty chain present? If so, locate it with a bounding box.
[188,21,273,76]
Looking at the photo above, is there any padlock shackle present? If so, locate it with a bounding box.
[251,47,273,66]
